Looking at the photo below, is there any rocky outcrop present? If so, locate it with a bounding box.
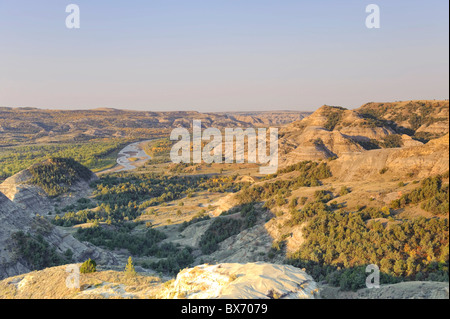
[161,263,318,299]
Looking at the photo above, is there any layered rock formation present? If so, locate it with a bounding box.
[357,100,449,136]
[328,134,449,182]
[279,105,392,165]
[279,101,449,167]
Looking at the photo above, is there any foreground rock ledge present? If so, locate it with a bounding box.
[163,262,319,299]
[0,262,318,299]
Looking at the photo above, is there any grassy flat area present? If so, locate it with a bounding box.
[0,139,132,180]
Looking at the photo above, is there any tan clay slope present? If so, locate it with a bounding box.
[328,134,449,182]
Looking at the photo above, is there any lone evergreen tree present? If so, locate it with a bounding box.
[125,256,137,277]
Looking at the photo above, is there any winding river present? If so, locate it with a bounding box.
[97,140,153,175]
[115,140,152,171]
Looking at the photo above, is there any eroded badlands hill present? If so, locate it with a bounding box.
[0,159,116,280]
[279,100,449,166]
[0,158,97,215]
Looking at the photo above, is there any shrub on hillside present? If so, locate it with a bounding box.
[80,259,97,274]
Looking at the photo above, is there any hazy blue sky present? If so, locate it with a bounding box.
[0,0,448,112]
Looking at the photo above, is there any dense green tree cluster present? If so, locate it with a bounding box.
[238,161,331,205]
[178,212,211,232]
[54,172,243,226]
[288,204,449,290]
[274,160,332,177]
[75,223,167,256]
[29,158,93,197]
[323,265,401,291]
[313,190,334,203]
[145,247,194,275]
[357,102,447,143]
[59,198,96,213]
[53,202,141,227]
[11,231,73,270]
[93,173,239,206]
[323,107,346,131]
[380,134,403,148]
[75,223,195,275]
[198,175,244,193]
[356,134,404,149]
[53,210,99,227]
[390,173,449,215]
[199,204,259,254]
[289,201,331,225]
[143,139,173,164]
[199,218,243,254]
